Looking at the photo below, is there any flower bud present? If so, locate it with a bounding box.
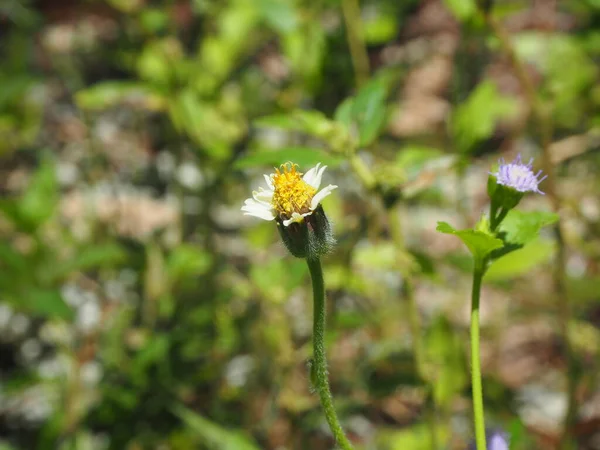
[276,205,335,260]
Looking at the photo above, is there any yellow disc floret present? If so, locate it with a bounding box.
[271,163,316,218]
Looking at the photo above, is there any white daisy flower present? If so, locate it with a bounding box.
[241,162,338,226]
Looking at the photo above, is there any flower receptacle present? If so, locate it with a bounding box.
[277,205,335,260]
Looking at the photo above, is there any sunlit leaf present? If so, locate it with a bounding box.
[257,0,298,33]
[352,78,388,145]
[363,13,398,44]
[377,423,442,450]
[450,81,517,152]
[436,221,503,264]
[498,210,559,246]
[485,239,555,281]
[75,81,166,111]
[168,245,213,282]
[443,0,476,21]
[18,157,58,230]
[44,244,127,283]
[14,288,73,320]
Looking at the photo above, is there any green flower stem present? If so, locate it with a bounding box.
[489,201,499,231]
[490,207,509,232]
[470,264,487,450]
[307,257,355,450]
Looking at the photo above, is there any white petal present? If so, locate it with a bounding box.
[282,211,312,227]
[242,199,275,220]
[302,163,320,188]
[243,209,275,221]
[252,188,273,204]
[242,198,274,215]
[310,184,337,210]
[243,198,267,209]
[241,203,268,214]
[263,174,274,190]
[310,164,328,190]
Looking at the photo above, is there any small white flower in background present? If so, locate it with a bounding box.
[242,162,338,226]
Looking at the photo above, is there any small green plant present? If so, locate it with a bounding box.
[437,155,557,450]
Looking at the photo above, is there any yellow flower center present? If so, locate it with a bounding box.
[271,163,316,218]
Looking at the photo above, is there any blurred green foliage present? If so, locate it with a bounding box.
[1,0,599,449]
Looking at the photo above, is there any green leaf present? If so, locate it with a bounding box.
[436,221,503,264]
[450,81,517,152]
[19,158,58,230]
[250,258,305,304]
[498,210,559,246]
[282,21,325,87]
[485,239,555,281]
[513,34,598,128]
[172,404,261,450]
[75,81,166,111]
[139,9,169,34]
[44,244,127,283]
[255,110,352,152]
[443,0,476,21]
[333,97,355,129]
[396,146,444,169]
[0,242,29,272]
[169,90,240,160]
[352,78,388,146]
[256,110,334,136]
[234,147,343,169]
[131,335,170,385]
[363,12,398,45]
[15,288,73,320]
[377,423,441,450]
[256,0,298,33]
[333,78,388,146]
[167,245,212,282]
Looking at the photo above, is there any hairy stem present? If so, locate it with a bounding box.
[470,266,487,450]
[307,258,354,450]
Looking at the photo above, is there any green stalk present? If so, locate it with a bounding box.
[470,265,487,450]
[490,207,509,232]
[307,258,354,450]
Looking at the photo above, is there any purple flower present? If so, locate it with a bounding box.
[468,429,510,450]
[491,154,547,194]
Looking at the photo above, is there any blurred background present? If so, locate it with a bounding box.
[1,0,599,449]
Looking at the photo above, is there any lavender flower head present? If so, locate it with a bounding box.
[468,429,510,450]
[491,154,547,194]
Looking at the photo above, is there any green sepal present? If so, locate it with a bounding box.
[276,205,335,260]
